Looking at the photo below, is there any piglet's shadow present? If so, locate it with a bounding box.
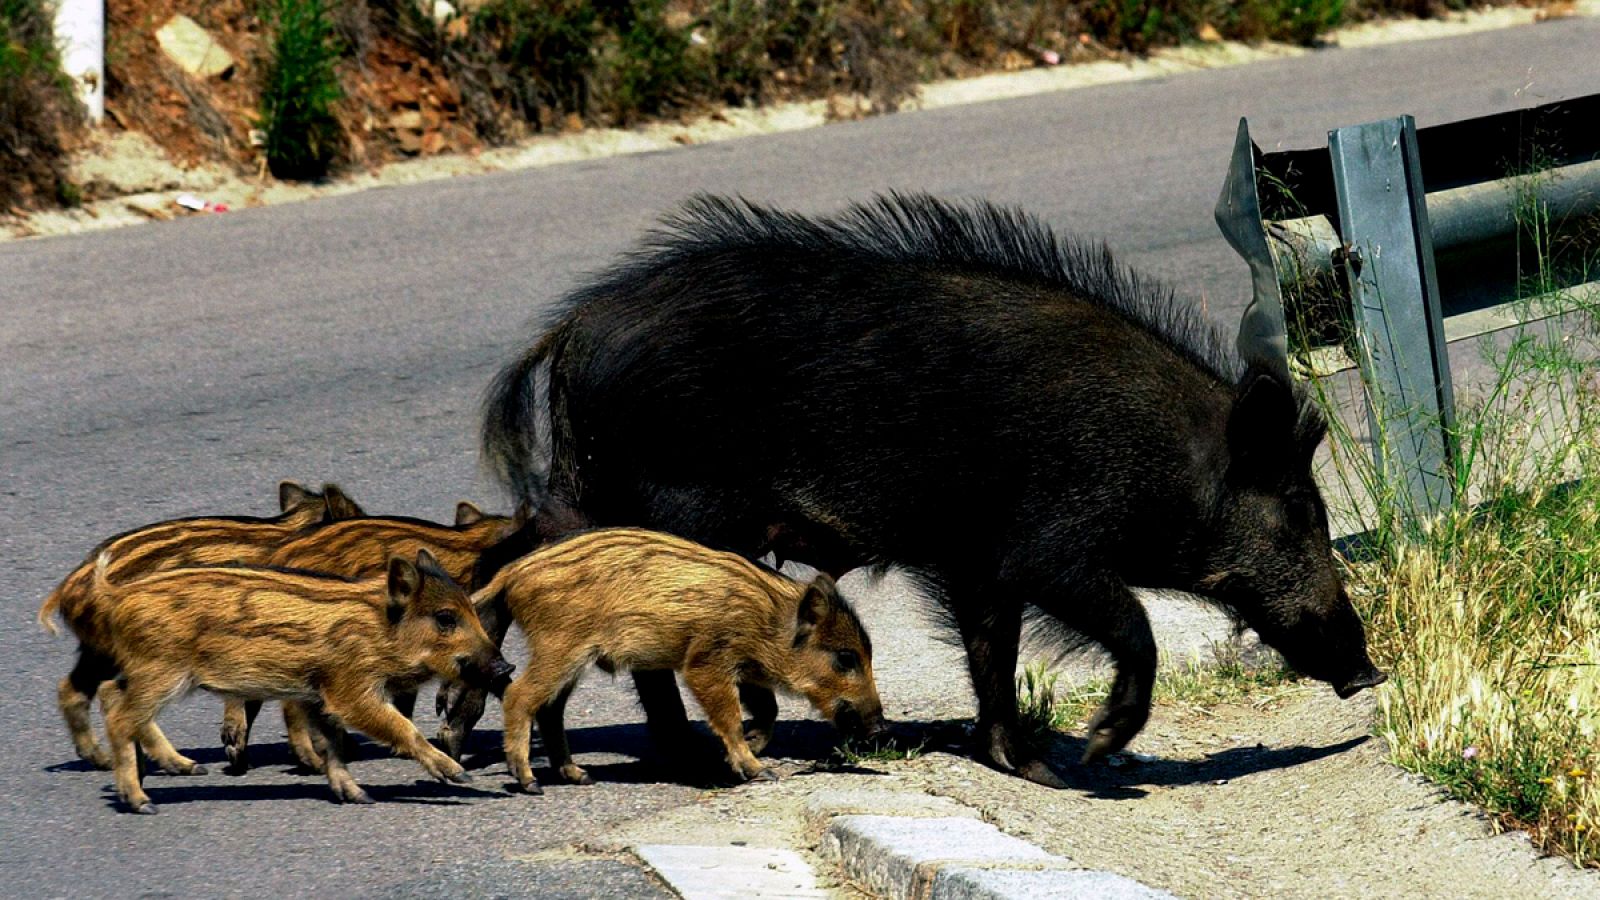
[107,776,498,812]
[1038,733,1373,800]
[455,719,873,788]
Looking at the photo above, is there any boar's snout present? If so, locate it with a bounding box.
[832,700,888,740]
[1335,664,1388,699]
[458,652,515,688]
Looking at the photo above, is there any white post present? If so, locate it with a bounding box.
[50,0,104,123]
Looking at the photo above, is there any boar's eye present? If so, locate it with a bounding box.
[832,649,861,673]
[432,610,459,632]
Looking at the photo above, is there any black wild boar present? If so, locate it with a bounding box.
[475,194,1387,786]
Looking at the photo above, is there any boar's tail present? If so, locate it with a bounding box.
[37,586,63,635]
[482,327,563,509]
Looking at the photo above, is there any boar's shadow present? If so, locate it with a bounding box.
[1036,732,1373,800]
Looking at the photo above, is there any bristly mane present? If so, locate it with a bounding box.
[630,192,1245,387]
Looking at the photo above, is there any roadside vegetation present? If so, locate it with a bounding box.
[0,0,82,210]
[1318,177,1600,864]
[2,0,1564,209]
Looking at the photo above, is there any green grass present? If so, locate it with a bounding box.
[1017,645,1305,750]
[1302,160,1600,864]
[830,735,927,766]
[259,0,345,180]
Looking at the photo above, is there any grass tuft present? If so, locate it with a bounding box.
[0,0,82,211]
[259,0,345,180]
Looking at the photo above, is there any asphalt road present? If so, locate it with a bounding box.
[4,17,1599,898]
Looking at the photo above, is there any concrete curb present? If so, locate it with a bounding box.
[809,797,1177,900]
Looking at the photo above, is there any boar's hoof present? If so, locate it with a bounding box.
[1017,759,1068,789]
[558,764,593,786]
[446,769,473,785]
[81,747,112,770]
[335,788,374,805]
[514,780,545,795]
[1081,727,1130,766]
[749,767,779,783]
[127,801,158,815]
[435,727,465,762]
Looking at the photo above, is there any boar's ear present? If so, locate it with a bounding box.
[415,548,444,577]
[795,575,836,643]
[455,501,486,527]
[1226,365,1298,486]
[387,556,422,624]
[322,484,366,521]
[278,481,315,512]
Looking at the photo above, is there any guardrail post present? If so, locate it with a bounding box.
[1327,115,1455,519]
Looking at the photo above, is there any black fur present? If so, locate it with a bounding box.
[474,193,1377,779]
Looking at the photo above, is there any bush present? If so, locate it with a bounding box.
[0,0,81,211]
[259,0,345,180]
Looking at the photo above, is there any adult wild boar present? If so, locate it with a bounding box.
[478,194,1386,786]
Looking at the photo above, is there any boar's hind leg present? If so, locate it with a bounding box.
[104,669,187,814]
[60,648,116,768]
[1040,574,1157,765]
[502,663,582,795]
[98,680,205,776]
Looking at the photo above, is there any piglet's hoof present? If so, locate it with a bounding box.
[1017,758,1068,789]
[183,764,209,776]
[447,770,473,784]
[1081,727,1128,765]
[748,767,779,783]
[128,801,158,815]
[514,781,544,795]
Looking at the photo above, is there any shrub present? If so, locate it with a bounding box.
[259,0,345,180]
[0,0,81,211]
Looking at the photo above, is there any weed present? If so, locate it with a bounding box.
[1307,157,1600,864]
[259,0,345,180]
[832,735,928,765]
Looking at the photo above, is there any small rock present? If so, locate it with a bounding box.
[155,15,236,79]
[395,130,424,155]
[421,131,446,155]
[389,110,425,132]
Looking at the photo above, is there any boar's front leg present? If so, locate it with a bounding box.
[303,706,371,805]
[220,699,261,774]
[1041,572,1157,765]
[738,683,779,756]
[322,683,470,787]
[947,582,1066,787]
[683,659,773,783]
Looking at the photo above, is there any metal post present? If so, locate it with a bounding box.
[1327,116,1455,519]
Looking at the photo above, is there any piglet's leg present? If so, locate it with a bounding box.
[536,681,589,785]
[322,685,468,786]
[738,682,779,756]
[104,669,187,814]
[303,705,371,805]
[281,701,327,772]
[100,680,204,775]
[220,699,260,774]
[684,666,773,783]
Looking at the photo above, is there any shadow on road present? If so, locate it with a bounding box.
[114,776,498,812]
[1039,733,1373,800]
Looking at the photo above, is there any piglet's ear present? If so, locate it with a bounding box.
[1226,366,1298,486]
[455,501,486,526]
[279,481,315,512]
[322,484,366,521]
[795,574,834,642]
[387,556,421,625]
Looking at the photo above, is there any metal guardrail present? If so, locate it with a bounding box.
[1215,93,1600,520]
